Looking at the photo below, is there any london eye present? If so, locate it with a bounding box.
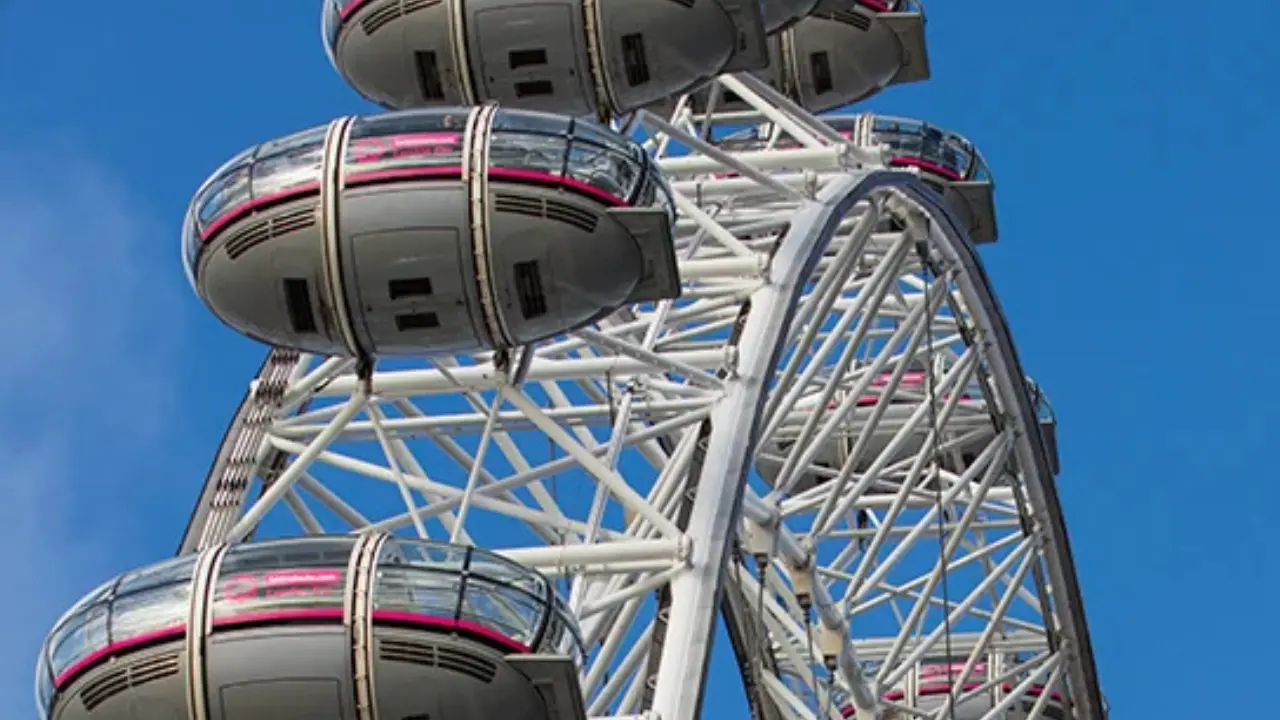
[35,2,1107,719]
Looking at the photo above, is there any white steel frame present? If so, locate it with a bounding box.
[179,74,1103,720]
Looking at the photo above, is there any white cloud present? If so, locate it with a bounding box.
[0,149,183,713]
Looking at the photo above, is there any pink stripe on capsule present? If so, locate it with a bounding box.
[198,181,321,242]
[841,682,1067,716]
[200,165,627,245]
[53,606,532,691]
[339,0,375,21]
[371,610,531,653]
[53,622,187,690]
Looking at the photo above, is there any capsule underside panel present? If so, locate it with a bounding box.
[197,181,647,356]
[52,629,548,720]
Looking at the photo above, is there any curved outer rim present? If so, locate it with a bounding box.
[175,173,1104,720]
[886,174,1105,720]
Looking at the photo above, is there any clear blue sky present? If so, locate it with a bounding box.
[1,1,1275,717]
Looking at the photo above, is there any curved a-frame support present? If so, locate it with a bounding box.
[647,170,1103,720]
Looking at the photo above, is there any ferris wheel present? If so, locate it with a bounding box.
[35,2,1107,720]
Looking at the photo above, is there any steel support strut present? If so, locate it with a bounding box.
[648,171,901,720]
[647,170,1105,720]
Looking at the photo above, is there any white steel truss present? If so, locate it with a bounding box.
[181,74,1103,720]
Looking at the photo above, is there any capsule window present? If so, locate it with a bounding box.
[513,261,548,319]
[515,80,554,97]
[395,312,441,331]
[621,34,650,87]
[810,51,833,95]
[508,48,548,69]
[415,51,446,101]
[283,278,318,334]
[388,276,434,299]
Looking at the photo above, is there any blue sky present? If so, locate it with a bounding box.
[1,1,1276,717]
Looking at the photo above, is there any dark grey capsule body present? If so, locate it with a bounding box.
[648,0,929,117]
[323,0,771,116]
[183,107,681,357]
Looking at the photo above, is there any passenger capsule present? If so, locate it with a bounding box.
[1027,378,1060,475]
[321,0,771,117]
[848,114,998,243]
[184,106,681,358]
[37,536,588,720]
[713,113,998,245]
[648,0,929,117]
[867,658,1072,720]
[757,372,1055,492]
[755,370,985,494]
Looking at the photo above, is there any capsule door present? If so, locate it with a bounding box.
[339,184,489,355]
[464,0,594,116]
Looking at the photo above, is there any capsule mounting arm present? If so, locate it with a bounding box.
[876,9,930,85]
[607,206,683,304]
[504,655,588,720]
